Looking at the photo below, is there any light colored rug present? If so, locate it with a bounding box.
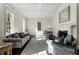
[21,37,75,55]
[21,37,48,55]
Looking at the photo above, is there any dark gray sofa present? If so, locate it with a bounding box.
[3,33,31,48]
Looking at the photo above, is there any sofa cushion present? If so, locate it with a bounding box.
[59,36,65,44]
[18,33,26,38]
[14,33,20,38]
[25,33,29,36]
[6,32,29,38]
[6,34,20,38]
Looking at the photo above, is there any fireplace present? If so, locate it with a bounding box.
[58,30,68,38]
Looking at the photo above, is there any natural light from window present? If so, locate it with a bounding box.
[23,19,25,33]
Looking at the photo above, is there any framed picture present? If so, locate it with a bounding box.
[59,6,70,23]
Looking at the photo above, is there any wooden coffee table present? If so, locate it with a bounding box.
[0,43,13,55]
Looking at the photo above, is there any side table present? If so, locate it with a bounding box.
[0,43,13,55]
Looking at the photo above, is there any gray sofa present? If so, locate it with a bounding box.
[3,33,31,48]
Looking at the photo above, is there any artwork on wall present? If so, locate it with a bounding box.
[59,6,70,23]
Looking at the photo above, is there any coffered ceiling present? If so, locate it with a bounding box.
[7,3,63,18]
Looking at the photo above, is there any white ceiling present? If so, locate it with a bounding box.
[7,3,63,18]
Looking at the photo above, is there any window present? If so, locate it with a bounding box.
[5,11,14,36]
[6,13,11,35]
[37,21,41,31]
[23,19,25,32]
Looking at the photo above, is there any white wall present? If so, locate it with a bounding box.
[4,4,24,34]
[14,11,24,32]
[52,3,77,39]
[0,4,5,43]
[26,18,37,35]
[26,17,52,35]
[0,4,4,37]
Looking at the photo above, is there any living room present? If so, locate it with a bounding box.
[0,3,78,55]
